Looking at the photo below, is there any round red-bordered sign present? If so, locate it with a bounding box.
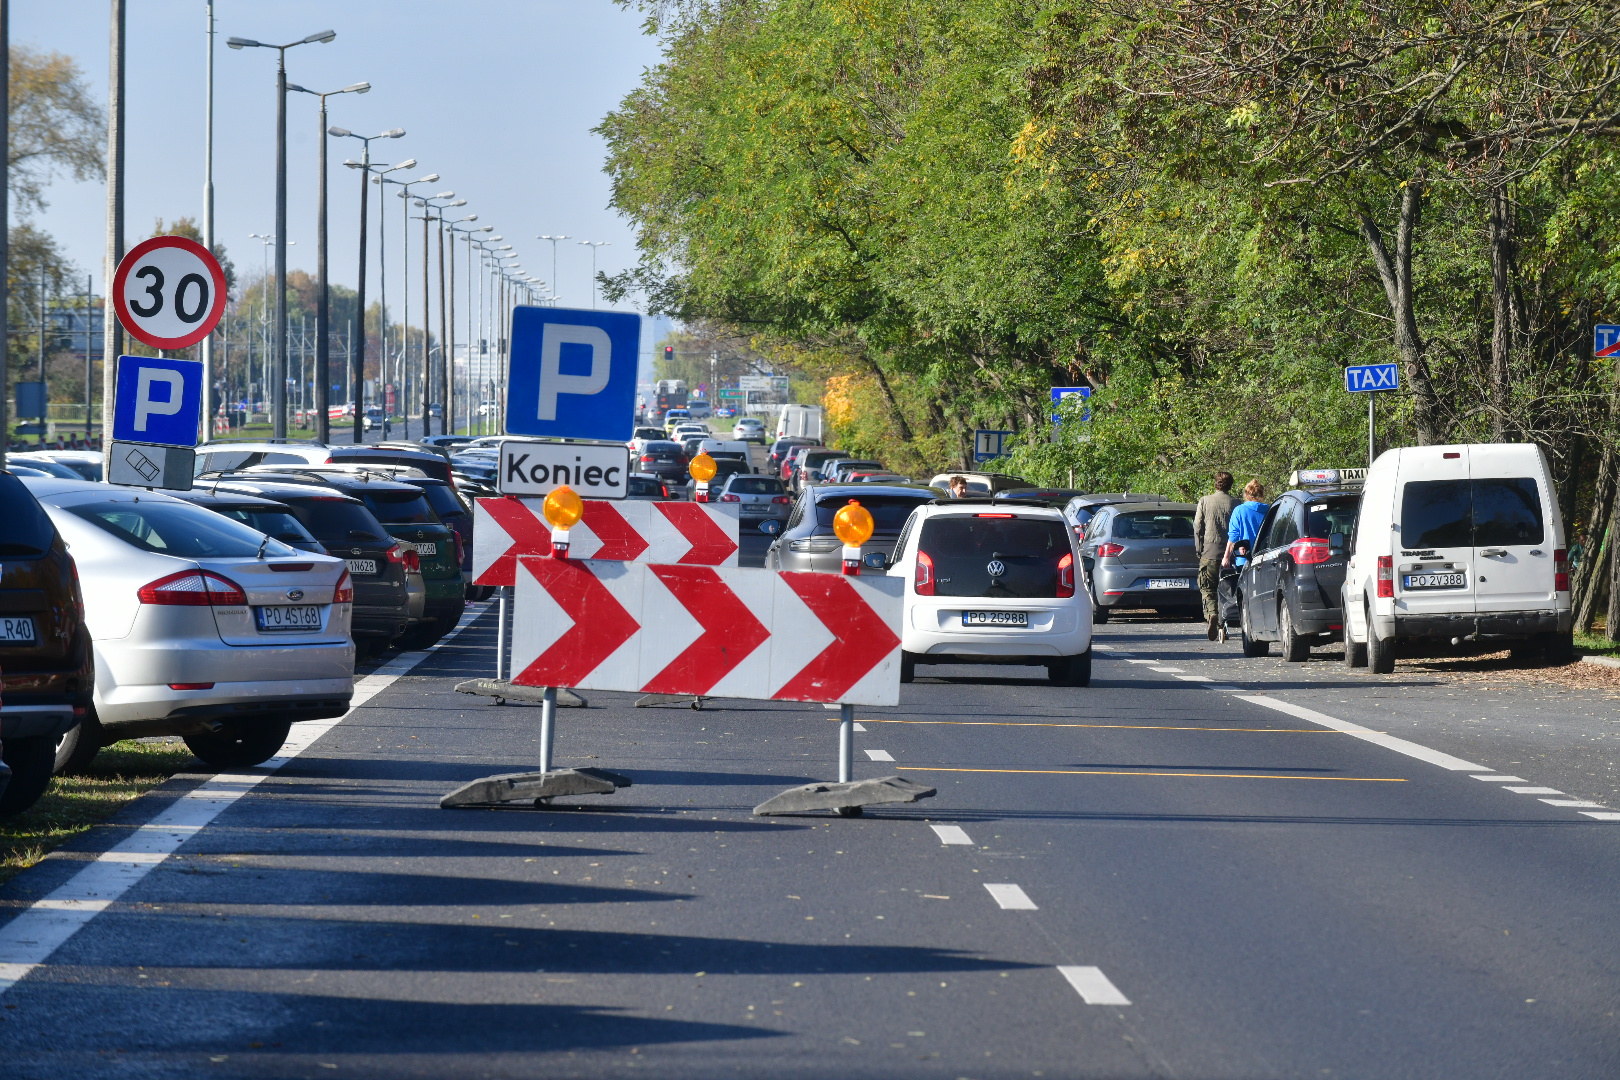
[111,235,228,350]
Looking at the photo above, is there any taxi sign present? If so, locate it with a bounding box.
[1288,467,1367,488]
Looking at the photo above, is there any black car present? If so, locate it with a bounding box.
[768,437,819,476]
[170,489,326,554]
[635,440,690,485]
[684,454,753,500]
[394,475,489,600]
[997,487,1089,509]
[200,477,415,654]
[1236,487,1362,660]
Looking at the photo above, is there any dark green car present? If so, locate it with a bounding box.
[345,478,465,647]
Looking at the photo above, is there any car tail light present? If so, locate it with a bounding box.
[719,493,740,502]
[334,570,354,604]
[1288,537,1332,564]
[137,569,246,606]
[915,550,935,595]
[454,530,466,566]
[1376,555,1394,598]
[660,484,671,498]
[1095,542,1124,558]
[1057,552,1075,598]
[975,513,1015,518]
[773,495,792,505]
[641,454,655,463]
[1555,547,1569,592]
[168,683,215,691]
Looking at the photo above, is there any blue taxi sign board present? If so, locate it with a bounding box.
[1344,363,1399,393]
[974,428,1014,462]
[505,305,640,441]
[112,354,203,447]
[1595,324,1620,357]
[1050,386,1091,422]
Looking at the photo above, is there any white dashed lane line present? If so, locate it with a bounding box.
[1059,966,1132,1006]
[864,749,895,762]
[1542,799,1607,808]
[852,723,866,732]
[1505,786,1563,795]
[984,883,1038,910]
[1473,775,1529,782]
[1582,812,1620,821]
[929,825,974,845]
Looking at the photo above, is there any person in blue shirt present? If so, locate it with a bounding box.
[1223,479,1269,568]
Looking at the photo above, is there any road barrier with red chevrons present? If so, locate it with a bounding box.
[472,497,740,586]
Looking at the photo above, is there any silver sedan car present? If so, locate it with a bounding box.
[25,479,354,770]
[767,484,938,573]
[1077,500,1201,622]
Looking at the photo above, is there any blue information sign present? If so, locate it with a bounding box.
[1050,386,1092,422]
[974,429,1014,462]
[505,306,640,441]
[112,354,203,447]
[1596,324,1620,358]
[1344,363,1400,393]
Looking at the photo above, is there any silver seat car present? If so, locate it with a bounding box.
[767,484,939,573]
[24,479,354,770]
[1078,500,1200,622]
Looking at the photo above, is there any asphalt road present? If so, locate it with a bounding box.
[3,600,1617,1078]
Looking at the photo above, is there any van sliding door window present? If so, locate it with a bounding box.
[1401,478,1542,548]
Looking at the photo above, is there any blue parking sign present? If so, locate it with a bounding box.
[1050,386,1091,422]
[112,354,203,447]
[506,306,640,441]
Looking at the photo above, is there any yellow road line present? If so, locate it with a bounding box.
[841,719,1339,733]
[903,766,1407,782]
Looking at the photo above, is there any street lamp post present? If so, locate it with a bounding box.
[226,28,336,440]
[577,240,609,309]
[377,172,439,438]
[408,190,456,436]
[538,234,569,307]
[288,80,368,444]
[415,196,466,436]
[334,133,408,443]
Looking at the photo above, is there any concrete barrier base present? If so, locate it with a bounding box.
[753,775,936,817]
[455,680,587,707]
[636,693,705,709]
[439,767,632,809]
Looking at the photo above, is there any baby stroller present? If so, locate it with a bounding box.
[1216,546,1248,643]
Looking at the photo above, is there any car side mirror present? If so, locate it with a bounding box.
[1329,533,1345,552]
[863,551,889,571]
[759,519,782,535]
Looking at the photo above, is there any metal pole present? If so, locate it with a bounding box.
[1368,392,1375,468]
[0,0,6,467]
[38,265,47,446]
[421,208,431,435]
[315,95,330,443]
[838,703,854,784]
[400,185,410,440]
[495,584,509,680]
[100,0,125,473]
[84,275,92,440]
[201,1,215,443]
[273,47,288,440]
[352,143,369,442]
[444,219,454,437]
[376,170,387,438]
[540,685,556,773]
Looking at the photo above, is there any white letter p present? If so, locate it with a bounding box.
[134,369,185,432]
[538,324,612,421]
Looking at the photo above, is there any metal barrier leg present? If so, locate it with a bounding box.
[753,702,935,817]
[838,703,853,784]
[540,686,556,773]
[495,586,509,682]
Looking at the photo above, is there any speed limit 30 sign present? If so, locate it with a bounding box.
[112,235,227,350]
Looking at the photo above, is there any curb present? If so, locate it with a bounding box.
[1580,654,1620,669]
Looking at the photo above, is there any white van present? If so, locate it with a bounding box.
[1342,443,1571,672]
[776,404,824,441]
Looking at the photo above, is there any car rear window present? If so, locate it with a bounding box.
[1112,511,1194,539]
[729,478,783,495]
[363,492,438,525]
[918,515,1072,598]
[643,442,680,457]
[815,495,932,532]
[217,507,321,547]
[414,483,465,518]
[283,497,388,543]
[0,474,59,555]
[1305,496,1360,539]
[628,476,664,497]
[66,500,298,558]
[341,453,452,484]
[1401,478,1543,548]
[53,458,102,481]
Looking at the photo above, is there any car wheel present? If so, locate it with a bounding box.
[183,719,293,769]
[1049,650,1092,687]
[900,651,917,684]
[1366,606,1396,674]
[1343,629,1368,669]
[54,708,104,775]
[1090,588,1111,624]
[0,737,57,818]
[1278,601,1309,663]
[1240,599,1270,657]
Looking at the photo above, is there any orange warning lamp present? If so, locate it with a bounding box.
[689,452,718,482]
[542,485,584,557]
[834,499,874,575]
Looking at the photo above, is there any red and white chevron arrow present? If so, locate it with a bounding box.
[510,557,904,706]
[472,497,741,586]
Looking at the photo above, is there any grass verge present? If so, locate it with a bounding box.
[0,739,194,886]
[1575,629,1620,658]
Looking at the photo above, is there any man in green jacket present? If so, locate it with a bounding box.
[1193,471,1239,640]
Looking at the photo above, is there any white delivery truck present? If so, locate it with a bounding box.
[1341,442,1571,672]
[776,404,824,441]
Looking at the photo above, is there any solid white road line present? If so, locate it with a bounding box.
[1175,674,1213,682]
[1235,695,1485,771]
[1059,965,1132,1006]
[1541,799,1608,808]
[1504,786,1564,795]
[930,824,974,845]
[984,883,1037,910]
[1472,775,1529,782]
[0,603,489,998]
[1149,666,1185,673]
[1580,811,1620,821]
[865,749,895,762]
[1125,659,1159,665]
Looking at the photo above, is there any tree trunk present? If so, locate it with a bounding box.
[1574,443,1616,631]
[1487,187,1516,441]
[862,354,915,442]
[1358,182,1444,444]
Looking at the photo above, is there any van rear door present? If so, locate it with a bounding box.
[1469,445,1555,613]
[1395,448,1476,618]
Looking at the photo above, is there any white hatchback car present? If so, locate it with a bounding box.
[24,479,354,771]
[881,501,1093,685]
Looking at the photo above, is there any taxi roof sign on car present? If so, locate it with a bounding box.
[1288,467,1368,489]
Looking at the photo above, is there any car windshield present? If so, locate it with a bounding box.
[12,458,80,479]
[1,474,59,555]
[814,494,932,532]
[67,499,298,558]
[53,458,102,481]
[729,477,783,495]
[1305,496,1360,539]
[283,497,388,543]
[217,506,320,547]
[1401,477,1543,548]
[919,515,1071,598]
[1112,511,1194,539]
[627,476,664,497]
[362,491,439,525]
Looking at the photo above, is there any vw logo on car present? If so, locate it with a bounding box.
[986,559,1006,577]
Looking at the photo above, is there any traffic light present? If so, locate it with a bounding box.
[664,345,674,363]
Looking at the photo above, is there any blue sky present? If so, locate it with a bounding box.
[18,0,664,326]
